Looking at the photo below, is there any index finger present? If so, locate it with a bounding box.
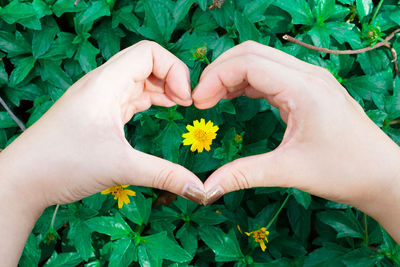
[192,54,305,111]
[101,40,192,106]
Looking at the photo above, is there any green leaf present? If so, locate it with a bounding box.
[4,83,43,107]
[0,112,17,129]
[341,248,381,267]
[173,196,198,215]
[19,233,41,267]
[288,188,312,209]
[209,0,235,28]
[32,0,52,18]
[366,109,387,127]
[313,0,336,23]
[44,252,82,267]
[137,245,163,267]
[0,30,31,57]
[213,127,240,164]
[26,97,53,127]
[112,5,140,32]
[155,108,184,121]
[380,227,400,264]
[109,239,137,267]
[224,190,244,210]
[141,231,192,263]
[235,97,261,121]
[74,40,99,73]
[356,0,373,21]
[174,0,195,24]
[52,0,88,17]
[176,224,198,257]
[9,56,36,87]
[39,32,76,60]
[191,206,227,225]
[68,220,93,260]
[318,209,364,239]
[273,0,314,26]
[304,243,349,267]
[120,191,152,226]
[150,205,180,223]
[244,0,274,22]
[0,60,7,85]
[138,0,177,43]
[32,17,59,58]
[191,9,219,33]
[212,35,235,60]
[199,226,244,262]
[0,1,41,30]
[155,121,183,163]
[87,213,133,240]
[39,59,73,90]
[74,0,110,31]
[308,24,331,48]
[93,20,124,60]
[344,70,392,101]
[234,11,261,42]
[287,198,311,243]
[195,0,208,11]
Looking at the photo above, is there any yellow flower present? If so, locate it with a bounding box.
[245,227,270,252]
[182,118,219,153]
[101,185,136,209]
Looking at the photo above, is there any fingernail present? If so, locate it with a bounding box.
[186,87,192,100]
[204,186,224,206]
[181,184,205,205]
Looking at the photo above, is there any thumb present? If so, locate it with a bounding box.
[118,147,205,204]
[203,149,298,205]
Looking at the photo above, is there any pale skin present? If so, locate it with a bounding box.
[0,41,399,265]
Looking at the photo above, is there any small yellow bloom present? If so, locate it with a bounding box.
[215,210,222,214]
[101,185,136,209]
[245,227,270,252]
[237,225,243,234]
[182,118,219,153]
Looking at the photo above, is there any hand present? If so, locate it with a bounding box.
[1,40,206,213]
[193,41,400,243]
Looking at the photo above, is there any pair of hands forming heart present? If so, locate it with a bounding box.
[2,41,400,248]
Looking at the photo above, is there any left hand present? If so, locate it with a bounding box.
[0,41,205,214]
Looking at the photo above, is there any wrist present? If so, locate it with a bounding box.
[0,162,45,266]
[353,142,400,243]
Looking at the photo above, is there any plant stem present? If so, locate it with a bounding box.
[0,96,26,131]
[204,57,211,65]
[364,213,368,245]
[50,204,60,230]
[265,194,290,230]
[370,0,385,26]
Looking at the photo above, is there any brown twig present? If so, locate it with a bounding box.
[389,119,400,125]
[282,28,400,75]
[0,96,26,131]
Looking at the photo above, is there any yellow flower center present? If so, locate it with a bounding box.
[111,186,124,196]
[252,230,267,242]
[193,129,209,143]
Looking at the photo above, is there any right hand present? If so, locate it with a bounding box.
[193,41,400,242]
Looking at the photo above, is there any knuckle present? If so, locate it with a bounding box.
[153,167,177,190]
[229,165,250,190]
[137,40,157,48]
[240,40,259,50]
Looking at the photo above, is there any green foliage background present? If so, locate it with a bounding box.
[1,0,400,266]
